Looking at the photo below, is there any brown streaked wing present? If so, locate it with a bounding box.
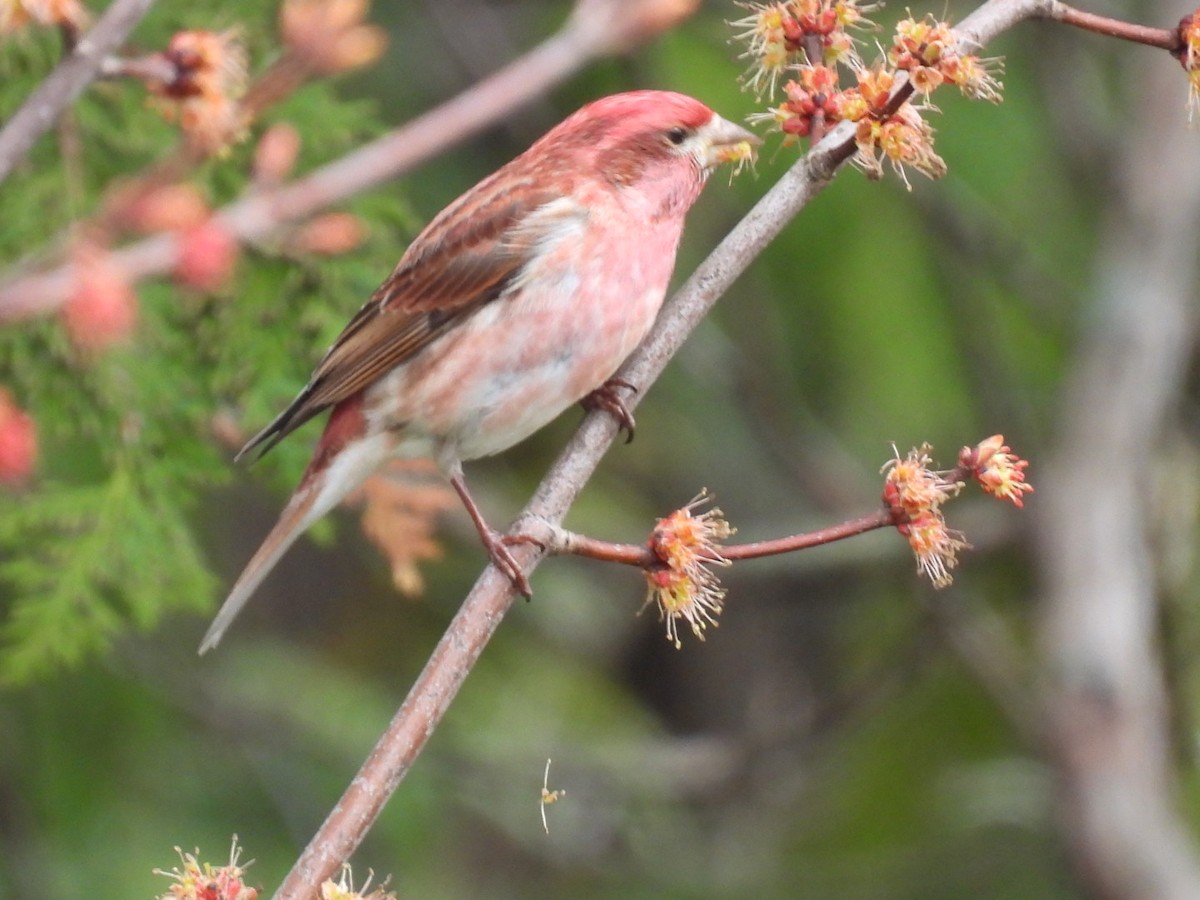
[238,178,560,460]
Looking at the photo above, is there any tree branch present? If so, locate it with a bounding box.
[269,2,1060,895]
[0,0,159,186]
[524,508,894,567]
[0,0,696,322]
[1049,3,1181,51]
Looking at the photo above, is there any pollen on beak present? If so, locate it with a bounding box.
[700,113,762,169]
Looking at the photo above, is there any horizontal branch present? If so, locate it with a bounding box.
[723,510,894,559]
[532,508,895,567]
[1050,2,1181,52]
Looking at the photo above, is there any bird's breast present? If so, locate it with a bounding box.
[363,198,686,462]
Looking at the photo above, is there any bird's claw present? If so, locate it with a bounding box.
[581,378,638,443]
[482,529,533,598]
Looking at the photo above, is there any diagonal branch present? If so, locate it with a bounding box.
[268,117,847,900]
[269,2,1055,895]
[0,0,159,186]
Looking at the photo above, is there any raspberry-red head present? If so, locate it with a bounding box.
[528,90,757,187]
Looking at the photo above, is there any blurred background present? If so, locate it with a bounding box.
[2,0,1199,897]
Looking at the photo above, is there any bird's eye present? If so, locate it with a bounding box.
[666,126,688,145]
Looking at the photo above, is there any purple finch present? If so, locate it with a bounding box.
[199,90,757,653]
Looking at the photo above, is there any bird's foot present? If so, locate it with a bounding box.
[481,528,534,598]
[581,378,638,443]
[449,471,534,598]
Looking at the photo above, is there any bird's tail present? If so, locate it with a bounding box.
[199,391,391,652]
[198,483,327,655]
[198,422,393,654]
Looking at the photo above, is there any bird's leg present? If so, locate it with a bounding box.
[449,471,533,598]
[580,377,638,443]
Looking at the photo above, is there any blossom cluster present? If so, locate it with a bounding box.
[643,491,735,648]
[883,444,967,587]
[959,434,1034,509]
[154,839,258,900]
[3,0,386,152]
[1179,11,1200,120]
[281,0,388,76]
[155,842,395,900]
[146,29,249,152]
[0,0,85,34]
[321,864,397,900]
[889,13,1004,101]
[883,436,1032,588]
[734,1,1003,187]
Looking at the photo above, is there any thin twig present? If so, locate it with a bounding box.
[0,0,160,185]
[724,510,894,559]
[1050,3,1181,52]
[533,508,895,566]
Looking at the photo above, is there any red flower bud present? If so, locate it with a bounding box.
[0,390,37,486]
[176,220,238,291]
[291,212,366,256]
[254,123,302,184]
[62,249,139,352]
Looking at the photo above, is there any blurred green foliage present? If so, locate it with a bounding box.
[4,0,1185,897]
[0,0,420,683]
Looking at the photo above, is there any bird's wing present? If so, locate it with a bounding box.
[238,178,570,460]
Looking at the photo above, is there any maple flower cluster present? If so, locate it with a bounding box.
[959,434,1035,508]
[643,491,735,648]
[0,0,85,34]
[889,14,1004,101]
[138,0,385,149]
[1179,11,1200,120]
[146,30,249,152]
[734,1,1003,187]
[280,0,388,75]
[0,1,387,152]
[61,242,140,353]
[883,444,966,587]
[155,842,395,900]
[883,436,1032,588]
[154,839,258,900]
[321,864,397,900]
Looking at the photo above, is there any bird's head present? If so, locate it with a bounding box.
[531,91,760,190]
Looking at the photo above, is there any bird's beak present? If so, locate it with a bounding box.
[700,113,762,170]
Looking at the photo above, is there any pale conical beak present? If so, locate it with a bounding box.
[699,113,762,169]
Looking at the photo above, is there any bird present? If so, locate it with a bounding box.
[199,90,758,654]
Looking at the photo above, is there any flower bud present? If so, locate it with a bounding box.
[0,389,36,487]
[254,123,302,184]
[176,220,238,291]
[291,213,365,256]
[62,249,139,353]
[281,0,387,73]
[120,183,210,234]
